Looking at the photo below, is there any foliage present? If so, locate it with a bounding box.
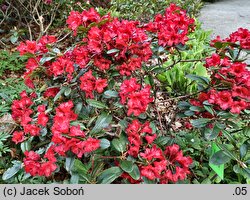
[0,50,27,77]
[109,0,203,21]
[156,22,212,96]
[1,3,250,185]
[178,28,250,183]
[0,78,30,117]
[2,4,196,184]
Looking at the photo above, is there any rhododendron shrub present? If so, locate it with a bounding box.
[179,28,250,180]
[7,4,195,184]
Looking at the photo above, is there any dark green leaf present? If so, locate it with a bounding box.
[189,106,203,112]
[74,102,83,114]
[65,157,75,172]
[178,101,191,110]
[72,159,89,175]
[184,110,195,116]
[106,49,120,54]
[186,74,209,85]
[100,138,110,149]
[240,144,247,159]
[86,99,108,109]
[204,123,221,140]
[210,150,231,165]
[20,140,31,153]
[112,138,127,153]
[103,90,118,98]
[128,164,140,180]
[2,161,22,180]
[40,56,54,65]
[53,87,66,102]
[191,118,211,128]
[64,87,72,96]
[204,105,214,115]
[120,160,133,173]
[90,112,112,134]
[97,167,123,184]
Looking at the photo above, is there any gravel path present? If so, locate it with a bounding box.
[199,0,250,39]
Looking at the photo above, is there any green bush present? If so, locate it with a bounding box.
[109,0,203,21]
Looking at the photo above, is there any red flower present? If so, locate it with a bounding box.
[95,79,108,93]
[82,138,100,153]
[24,124,41,136]
[216,91,233,110]
[39,162,57,177]
[230,100,247,114]
[229,62,247,78]
[140,165,159,180]
[69,125,85,137]
[119,78,141,104]
[94,56,111,70]
[12,131,25,144]
[43,87,60,98]
[38,112,49,127]
[66,11,82,33]
[140,145,164,161]
[80,70,96,98]
[17,40,38,55]
[127,85,153,116]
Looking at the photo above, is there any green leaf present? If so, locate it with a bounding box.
[40,56,54,65]
[154,136,171,147]
[100,139,110,149]
[65,157,75,172]
[120,160,133,173]
[204,123,221,140]
[72,159,89,175]
[186,74,209,85]
[209,143,224,180]
[128,164,140,180]
[204,105,214,115]
[103,90,118,98]
[53,87,66,102]
[112,138,127,153]
[191,118,211,128]
[189,106,203,112]
[2,161,22,180]
[210,150,231,165]
[74,102,83,114]
[178,101,191,110]
[20,140,31,153]
[184,110,195,116]
[64,87,72,96]
[97,167,123,184]
[106,49,120,54]
[86,99,108,109]
[240,144,247,159]
[90,112,112,134]
[10,35,18,44]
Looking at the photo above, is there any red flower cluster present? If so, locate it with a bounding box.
[11,91,51,144]
[51,101,100,158]
[17,35,57,88]
[200,53,250,114]
[123,142,192,183]
[145,3,194,47]
[119,78,153,116]
[66,8,101,35]
[139,144,192,183]
[79,70,108,98]
[211,28,250,49]
[126,120,157,157]
[23,147,57,177]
